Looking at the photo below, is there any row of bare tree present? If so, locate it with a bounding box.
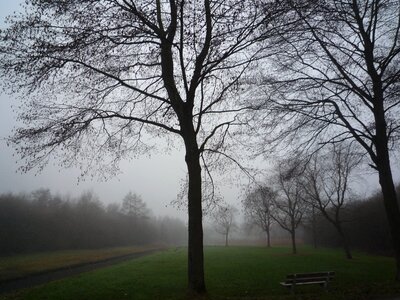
[206,176,397,255]
[0,189,187,255]
[243,143,363,259]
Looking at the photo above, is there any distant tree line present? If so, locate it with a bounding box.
[0,189,187,255]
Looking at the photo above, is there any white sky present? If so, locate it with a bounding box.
[0,1,250,221]
[0,1,190,219]
[0,1,398,221]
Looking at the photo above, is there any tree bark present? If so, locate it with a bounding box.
[376,150,400,280]
[291,228,297,254]
[185,138,206,294]
[373,90,400,280]
[335,224,352,259]
[225,232,229,247]
[312,206,317,249]
[266,228,271,248]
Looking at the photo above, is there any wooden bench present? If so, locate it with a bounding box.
[280,271,335,291]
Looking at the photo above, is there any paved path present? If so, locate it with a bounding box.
[0,250,159,295]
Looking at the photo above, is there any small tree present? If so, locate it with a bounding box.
[122,192,149,220]
[301,143,361,259]
[272,160,307,254]
[243,185,276,247]
[212,205,237,247]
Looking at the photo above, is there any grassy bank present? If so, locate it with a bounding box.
[1,246,400,299]
[0,245,163,282]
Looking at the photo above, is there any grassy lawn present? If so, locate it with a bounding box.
[0,245,163,281]
[1,246,400,300]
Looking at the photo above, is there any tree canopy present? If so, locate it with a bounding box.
[0,0,278,293]
[249,0,400,279]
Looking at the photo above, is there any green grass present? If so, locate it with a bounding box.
[0,245,163,281]
[1,246,400,300]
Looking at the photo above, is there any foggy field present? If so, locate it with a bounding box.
[1,246,399,300]
[0,245,161,282]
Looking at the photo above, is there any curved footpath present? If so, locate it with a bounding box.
[0,249,160,295]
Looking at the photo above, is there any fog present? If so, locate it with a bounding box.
[0,189,188,254]
[0,2,180,220]
[0,88,248,221]
[0,81,391,221]
[0,0,399,250]
[0,1,243,217]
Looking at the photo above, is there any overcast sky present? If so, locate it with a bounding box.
[0,1,253,221]
[0,1,193,219]
[0,1,399,221]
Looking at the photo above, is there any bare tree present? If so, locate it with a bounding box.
[254,0,400,279]
[212,205,237,247]
[243,185,276,247]
[302,143,361,259]
[0,0,276,293]
[272,160,307,254]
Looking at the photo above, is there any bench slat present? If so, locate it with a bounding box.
[280,280,326,286]
[286,271,335,279]
[283,277,333,284]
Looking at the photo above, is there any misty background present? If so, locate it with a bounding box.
[0,1,254,221]
[0,1,399,254]
[0,1,190,221]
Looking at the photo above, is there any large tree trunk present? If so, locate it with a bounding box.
[374,95,400,280]
[376,151,400,280]
[185,139,206,294]
[225,232,229,247]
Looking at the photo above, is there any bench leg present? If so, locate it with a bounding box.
[323,281,330,292]
[290,284,295,294]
